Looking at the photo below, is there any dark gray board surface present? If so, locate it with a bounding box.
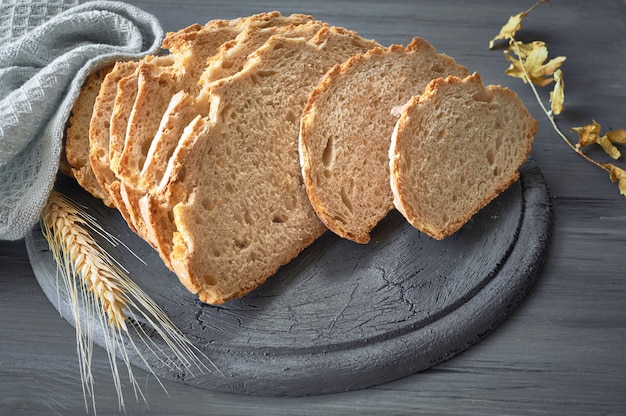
[24,159,551,396]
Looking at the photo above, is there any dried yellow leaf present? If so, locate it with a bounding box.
[488,0,551,49]
[505,41,566,86]
[572,120,602,148]
[489,12,526,49]
[491,1,626,199]
[512,40,544,59]
[597,135,621,160]
[608,164,626,196]
[550,69,564,115]
[572,121,624,160]
[606,129,626,145]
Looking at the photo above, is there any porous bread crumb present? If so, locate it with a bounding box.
[299,37,468,243]
[154,28,379,304]
[389,73,536,240]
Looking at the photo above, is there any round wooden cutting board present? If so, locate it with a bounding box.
[26,159,551,397]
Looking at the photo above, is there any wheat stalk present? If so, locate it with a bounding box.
[40,190,217,413]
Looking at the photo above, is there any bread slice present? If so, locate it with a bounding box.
[65,64,114,207]
[147,28,379,304]
[108,70,139,174]
[389,73,536,240]
[299,37,468,244]
[88,60,141,230]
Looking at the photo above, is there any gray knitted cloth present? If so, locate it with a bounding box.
[0,0,163,240]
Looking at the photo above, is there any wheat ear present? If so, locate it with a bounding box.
[40,190,216,413]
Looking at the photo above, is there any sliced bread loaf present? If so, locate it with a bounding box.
[139,19,325,195]
[88,20,218,217]
[114,19,249,181]
[299,37,468,244]
[127,18,326,265]
[389,73,536,240]
[149,28,379,304]
[108,20,246,243]
[114,14,318,240]
[65,64,114,207]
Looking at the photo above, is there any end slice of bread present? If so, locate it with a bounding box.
[389,73,537,240]
[299,37,468,244]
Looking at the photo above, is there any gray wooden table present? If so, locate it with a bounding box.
[2,1,626,415]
